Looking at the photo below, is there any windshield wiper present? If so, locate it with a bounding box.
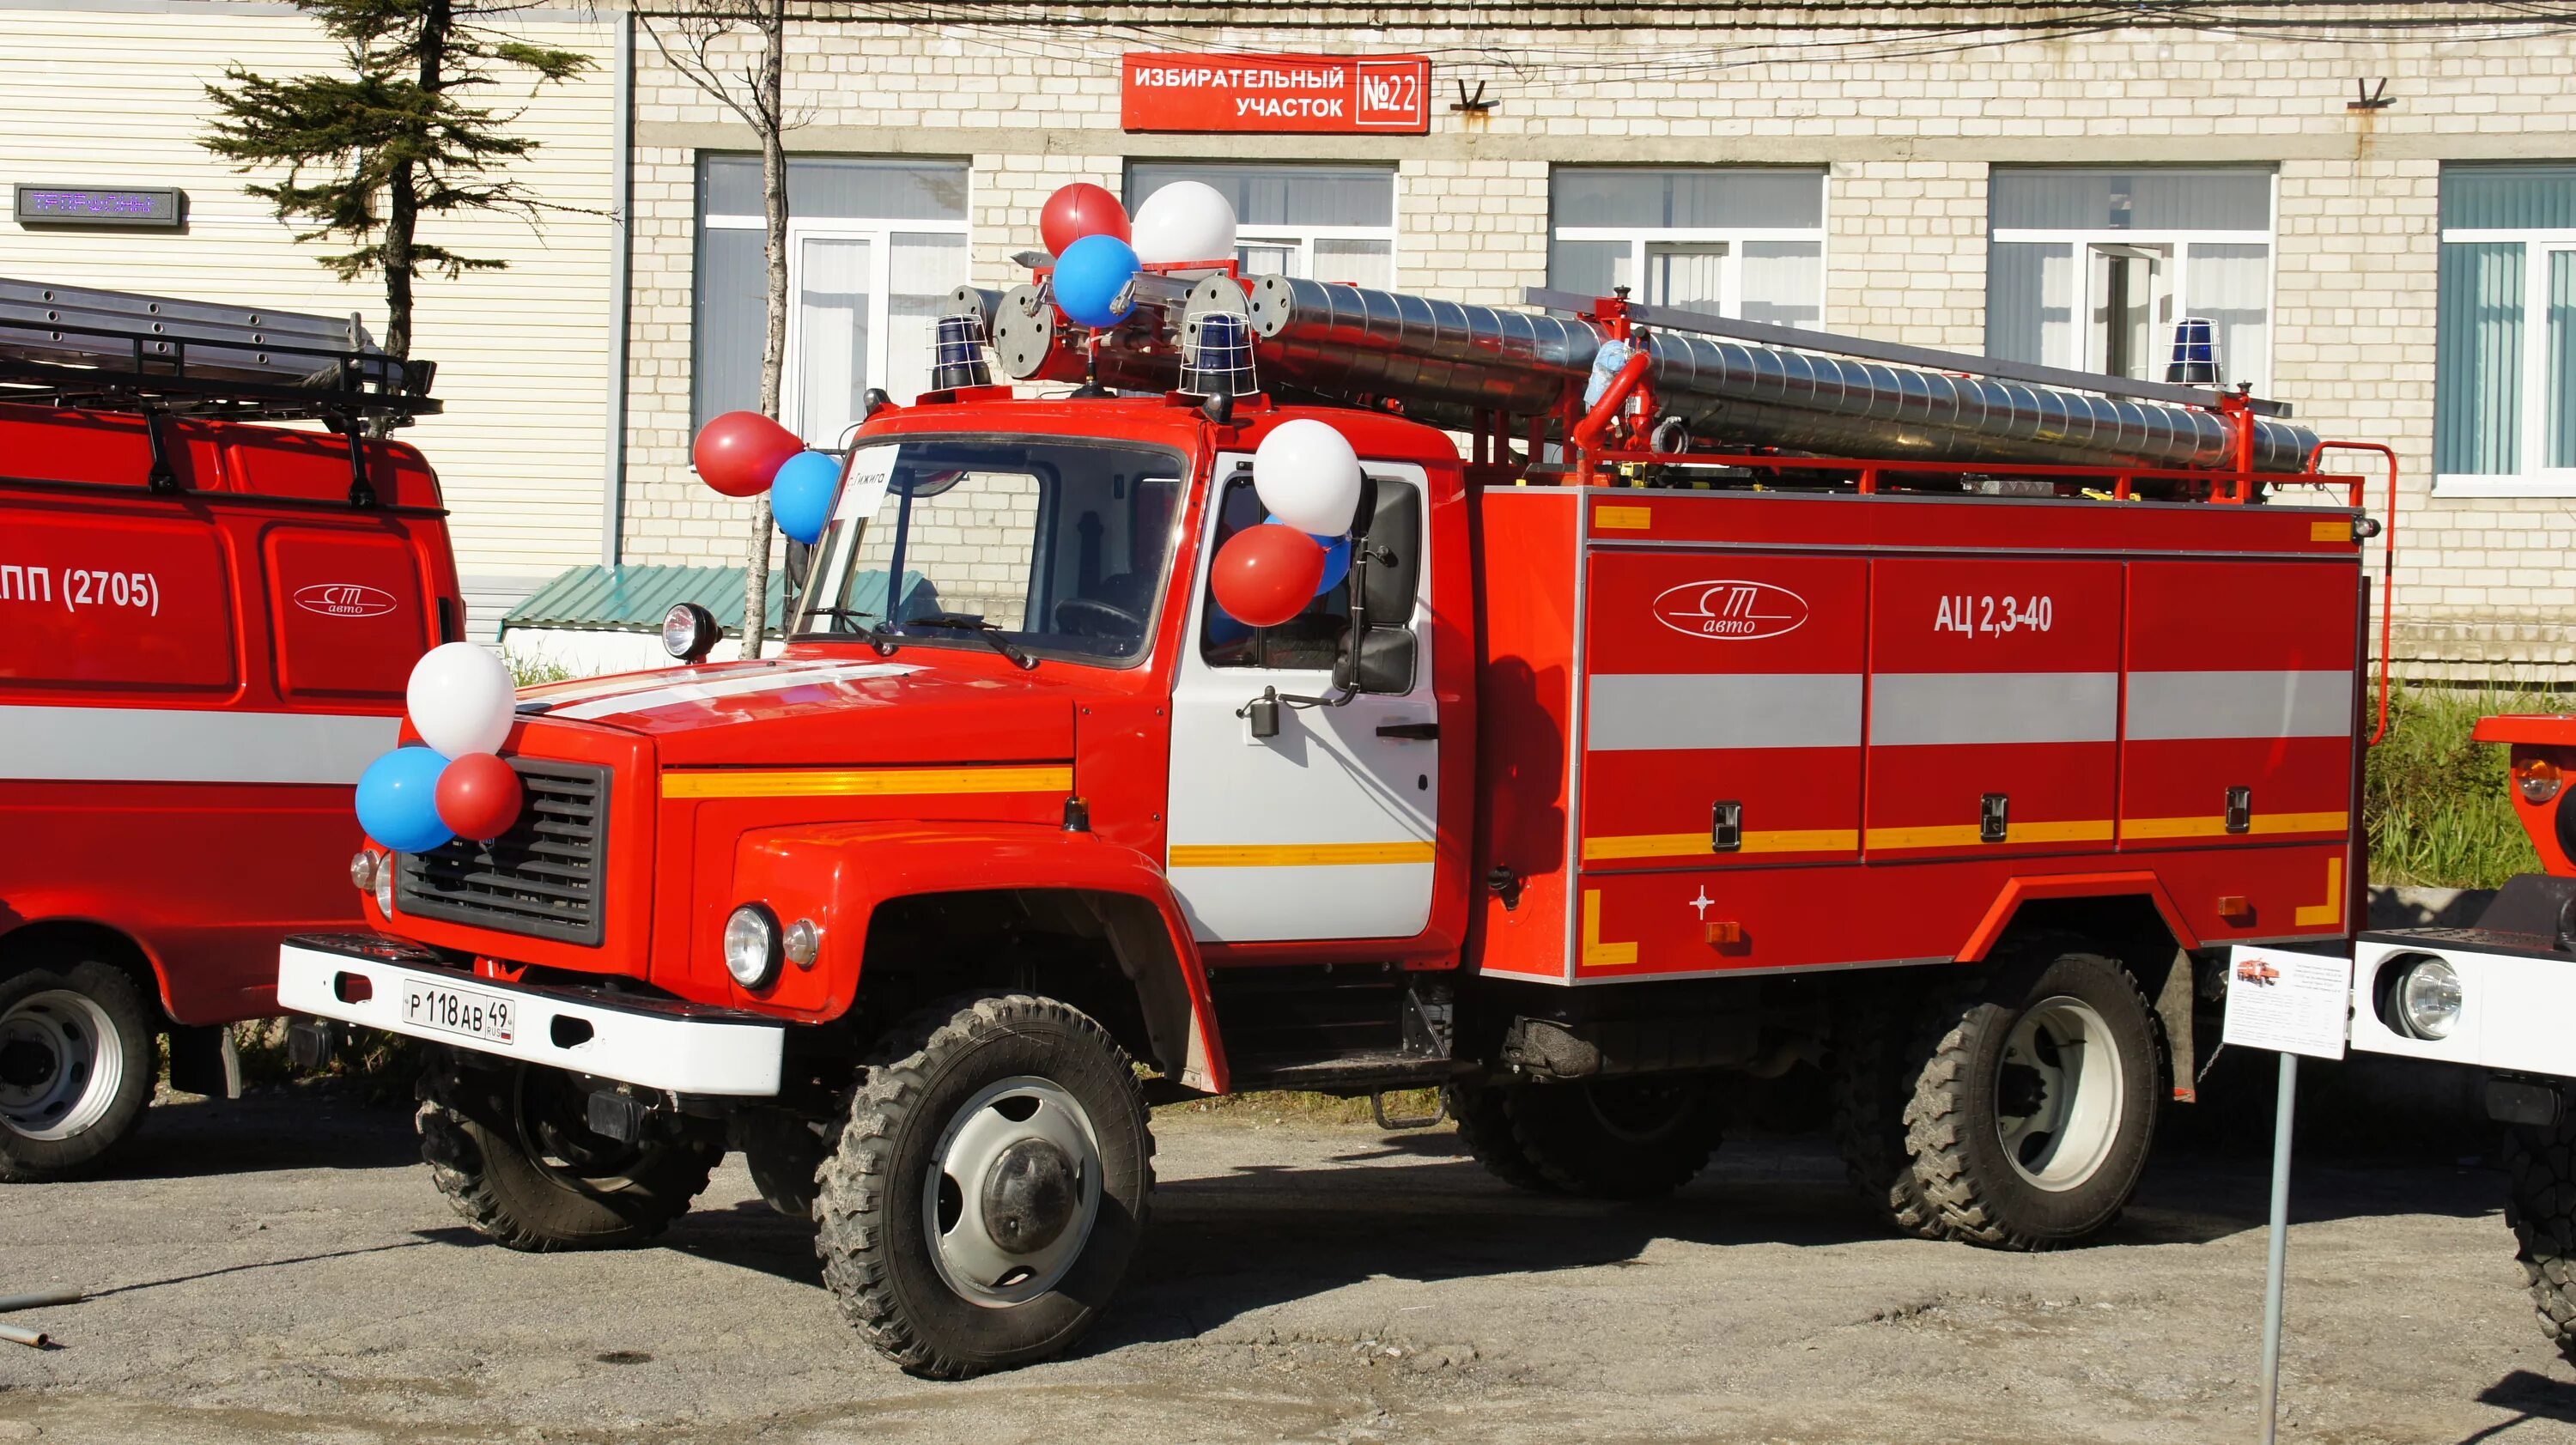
[801,605,874,634]
[866,613,1041,670]
[904,613,1038,670]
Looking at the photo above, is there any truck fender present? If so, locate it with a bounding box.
[1954,871,2200,963]
[733,823,1228,1093]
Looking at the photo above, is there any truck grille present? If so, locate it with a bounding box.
[394,759,609,946]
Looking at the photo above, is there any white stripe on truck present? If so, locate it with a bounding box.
[0,704,396,785]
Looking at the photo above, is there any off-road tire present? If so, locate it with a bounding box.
[1826,998,1953,1240]
[1467,1074,1725,1200]
[1905,946,2165,1251]
[1446,1081,1558,1194]
[0,960,158,1183]
[814,993,1154,1379]
[416,1057,721,1251]
[2505,1109,2576,1362]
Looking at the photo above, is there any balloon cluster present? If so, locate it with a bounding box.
[354,644,524,854]
[694,410,842,546]
[1211,420,1364,629]
[1039,180,1240,331]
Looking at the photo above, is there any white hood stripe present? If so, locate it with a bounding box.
[548,661,920,722]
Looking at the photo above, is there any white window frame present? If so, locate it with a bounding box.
[1550,222,1829,319]
[1549,168,1831,323]
[2434,226,2576,499]
[1231,219,1403,289]
[703,209,973,444]
[1987,222,2279,393]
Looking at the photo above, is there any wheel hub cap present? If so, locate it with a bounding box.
[0,990,123,1142]
[981,1137,1078,1254]
[1994,995,2125,1193]
[925,1076,1104,1308]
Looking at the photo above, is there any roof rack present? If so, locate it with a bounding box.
[0,276,438,426]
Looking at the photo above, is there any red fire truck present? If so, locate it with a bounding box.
[279,270,2391,1377]
[0,277,453,1180]
[2344,713,2576,1358]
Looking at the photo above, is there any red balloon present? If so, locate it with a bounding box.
[1040,183,1132,258]
[693,410,804,498]
[1212,524,1327,629]
[434,752,523,842]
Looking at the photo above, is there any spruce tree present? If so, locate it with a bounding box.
[203,0,592,360]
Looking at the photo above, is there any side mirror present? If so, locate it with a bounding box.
[1332,477,1420,695]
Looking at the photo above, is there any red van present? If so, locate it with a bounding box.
[0,278,458,1179]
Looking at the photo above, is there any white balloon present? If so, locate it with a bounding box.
[1130,180,1238,266]
[1254,418,1364,537]
[406,641,516,757]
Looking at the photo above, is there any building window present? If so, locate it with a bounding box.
[1126,162,1395,288]
[1546,167,1826,326]
[1986,167,2274,391]
[694,155,971,446]
[2436,164,2576,496]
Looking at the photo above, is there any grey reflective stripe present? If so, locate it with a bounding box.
[1586,672,1862,751]
[0,704,398,784]
[2126,669,2354,741]
[1869,671,2119,747]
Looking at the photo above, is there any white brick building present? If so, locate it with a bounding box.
[10,2,2576,674]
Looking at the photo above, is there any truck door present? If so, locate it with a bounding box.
[1164,458,1437,943]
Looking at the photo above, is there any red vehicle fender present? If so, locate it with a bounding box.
[1954,871,2201,963]
[729,823,1227,1093]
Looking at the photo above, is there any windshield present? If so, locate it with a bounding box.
[793,436,1188,665]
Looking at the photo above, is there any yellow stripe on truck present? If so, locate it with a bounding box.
[661,765,1072,799]
[1168,841,1437,867]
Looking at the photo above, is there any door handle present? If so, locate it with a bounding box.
[1376,721,1439,741]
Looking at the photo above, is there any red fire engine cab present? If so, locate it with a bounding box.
[0,277,454,1180]
[278,270,2391,1377]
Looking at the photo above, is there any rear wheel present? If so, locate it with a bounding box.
[416,1057,721,1250]
[2504,1107,2576,1363]
[815,993,1153,1379]
[0,961,158,1183]
[1905,947,2164,1250]
[1827,999,1951,1240]
[1467,1074,1725,1200]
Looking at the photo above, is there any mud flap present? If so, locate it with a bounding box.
[2155,948,2196,1104]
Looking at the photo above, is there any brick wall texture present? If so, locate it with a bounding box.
[619,7,2576,680]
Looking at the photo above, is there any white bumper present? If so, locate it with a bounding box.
[2348,932,2576,1078]
[278,938,785,1096]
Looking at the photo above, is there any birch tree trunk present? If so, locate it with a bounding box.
[739,0,787,659]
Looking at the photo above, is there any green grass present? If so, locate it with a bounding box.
[2366,683,2549,889]
[506,650,582,687]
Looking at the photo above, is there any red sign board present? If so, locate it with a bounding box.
[1121,53,1431,135]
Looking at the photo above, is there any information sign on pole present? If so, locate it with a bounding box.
[2223,944,2354,1445]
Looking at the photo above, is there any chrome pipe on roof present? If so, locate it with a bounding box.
[1005,271,2322,473]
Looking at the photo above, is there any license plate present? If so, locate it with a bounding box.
[403,979,517,1046]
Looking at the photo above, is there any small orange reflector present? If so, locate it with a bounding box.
[2216,895,2254,925]
[2515,752,2564,805]
[1704,920,1747,951]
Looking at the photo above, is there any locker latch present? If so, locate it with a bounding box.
[1979,792,2009,843]
[1710,801,1742,853]
[2225,786,2252,835]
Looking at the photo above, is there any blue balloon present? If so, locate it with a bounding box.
[355,746,454,854]
[771,450,841,545]
[1269,513,1351,595]
[1054,234,1140,330]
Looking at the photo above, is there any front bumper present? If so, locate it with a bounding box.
[2348,926,2576,1078]
[277,932,785,1096]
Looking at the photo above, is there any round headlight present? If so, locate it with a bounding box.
[663,602,720,664]
[350,849,394,916]
[2517,753,2564,805]
[2397,957,2463,1040]
[723,903,781,989]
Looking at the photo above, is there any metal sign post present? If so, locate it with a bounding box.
[2223,945,2354,1445]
